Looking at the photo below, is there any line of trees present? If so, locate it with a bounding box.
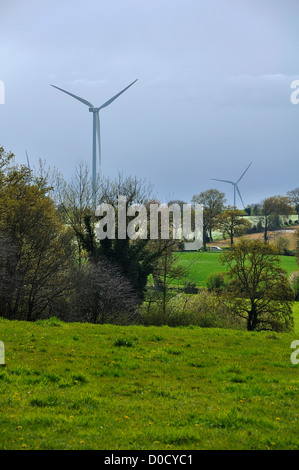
[0,146,298,332]
[0,147,181,324]
[188,187,298,331]
[191,188,298,247]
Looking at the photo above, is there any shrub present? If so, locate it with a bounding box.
[183,281,198,294]
[275,236,290,254]
[140,291,244,329]
[206,272,226,292]
[69,259,140,324]
[289,271,299,301]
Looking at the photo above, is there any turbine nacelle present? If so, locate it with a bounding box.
[89,107,100,113]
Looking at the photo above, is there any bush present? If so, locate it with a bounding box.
[68,259,140,324]
[183,281,198,294]
[206,272,226,292]
[275,236,290,254]
[289,271,299,301]
[140,291,244,329]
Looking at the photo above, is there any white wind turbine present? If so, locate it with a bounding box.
[51,79,138,205]
[25,150,31,174]
[211,162,252,208]
[25,150,31,170]
[25,150,31,184]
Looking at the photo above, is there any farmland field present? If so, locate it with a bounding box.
[0,311,298,450]
[209,224,299,249]
[173,251,298,288]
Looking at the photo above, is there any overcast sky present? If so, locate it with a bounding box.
[0,0,298,206]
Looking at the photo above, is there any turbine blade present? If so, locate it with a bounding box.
[95,112,101,168]
[211,178,234,184]
[236,185,245,208]
[99,79,138,110]
[236,162,252,183]
[51,85,94,107]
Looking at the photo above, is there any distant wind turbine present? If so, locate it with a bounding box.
[25,150,31,183]
[25,150,31,170]
[211,162,252,208]
[51,79,138,205]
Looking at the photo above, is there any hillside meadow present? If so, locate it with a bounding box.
[0,307,298,450]
[0,241,298,450]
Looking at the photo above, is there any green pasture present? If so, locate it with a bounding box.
[173,251,298,288]
[0,312,298,450]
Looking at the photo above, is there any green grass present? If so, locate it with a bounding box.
[0,313,298,450]
[293,302,299,333]
[173,252,298,288]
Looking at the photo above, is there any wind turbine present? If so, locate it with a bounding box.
[25,150,31,184]
[51,79,138,205]
[25,150,31,170]
[211,162,252,208]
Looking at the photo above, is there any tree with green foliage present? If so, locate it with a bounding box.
[220,239,294,332]
[261,195,294,241]
[0,147,73,321]
[77,213,159,300]
[75,174,169,300]
[296,229,299,264]
[216,206,252,245]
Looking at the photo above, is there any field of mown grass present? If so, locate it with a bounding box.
[173,252,298,288]
[0,311,298,450]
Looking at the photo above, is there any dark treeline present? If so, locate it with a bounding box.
[0,148,175,324]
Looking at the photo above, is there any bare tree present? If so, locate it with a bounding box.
[0,235,19,316]
[99,171,154,206]
[47,161,101,268]
[69,259,140,324]
[287,187,299,218]
[192,189,226,250]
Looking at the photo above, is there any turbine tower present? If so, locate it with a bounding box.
[211,162,252,208]
[51,79,138,205]
[25,150,31,170]
[25,150,31,184]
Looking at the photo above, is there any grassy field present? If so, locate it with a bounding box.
[0,313,298,450]
[172,251,298,288]
[294,302,299,333]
